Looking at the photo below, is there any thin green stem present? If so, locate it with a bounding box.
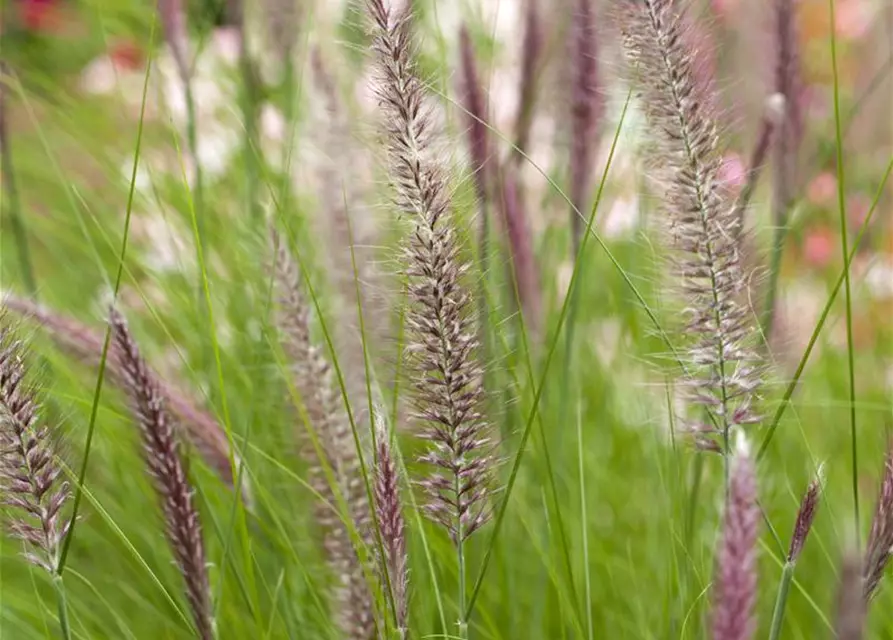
[465,91,631,622]
[184,80,204,249]
[828,0,859,548]
[57,19,156,572]
[0,64,37,296]
[761,218,789,341]
[457,502,468,639]
[52,574,72,640]
[768,561,796,640]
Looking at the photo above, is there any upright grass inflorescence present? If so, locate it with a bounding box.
[0,315,72,638]
[712,438,759,640]
[108,309,214,640]
[616,0,763,469]
[863,446,893,603]
[363,0,497,633]
[569,0,601,256]
[762,0,803,338]
[270,230,375,639]
[768,466,823,640]
[372,410,409,636]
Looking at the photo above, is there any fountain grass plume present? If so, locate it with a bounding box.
[270,230,375,639]
[569,0,601,255]
[513,0,543,164]
[769,465,824,640]
[109,308,213,640]
[372,410,409,635]
[712,438,759,640]
[363,0,498,632]
[864,446,893,602]
[616,0,763,461]
[0,315,73,640]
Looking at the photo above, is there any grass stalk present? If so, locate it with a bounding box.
[57,19,156,571]
[828,0,860,547]
[51,574,72,640]
[0,63,37,297]
[768,561,795,640]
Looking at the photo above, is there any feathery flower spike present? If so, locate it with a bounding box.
[372,409,409,635]
[2,293,244,496]
[787,465,823,563]
[712,437,759,640]
[616,0,763,454]
[270,230,375,639]
[569,0,601,254]
[864,446,893,602]
[0,317,70,574]
[109,309,213,640]
[363,0,496,545]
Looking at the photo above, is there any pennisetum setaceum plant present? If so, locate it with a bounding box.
[5,0,893,636]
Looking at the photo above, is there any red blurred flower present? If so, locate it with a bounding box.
[20,0,60,33]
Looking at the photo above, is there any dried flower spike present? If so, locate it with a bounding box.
[364,0,496,544]
[372,410,409,635]
[109,309,213,640]
[499,169,542,333]
[787,465,823,563]
[569,0,601,254]
[0,318,70,574]
[712,438,759,640]
[513,0,542,164]
[864,447,893,602]
[616,0,763,454]
[270,230,375,639]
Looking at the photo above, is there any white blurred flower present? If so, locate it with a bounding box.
[602,195,640,240]
[865,256,893,301]
[80,55,118,95]
[138,210,193,273]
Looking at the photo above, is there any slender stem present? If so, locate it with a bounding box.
[0,63,38,296]
[184,79,204,248]
[52,574,72,640]
[828,0,860,550]
[456,479,468,639]
[768,561,796,640]
[761,216,789,340]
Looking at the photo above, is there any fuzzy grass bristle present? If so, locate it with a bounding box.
[712,440,759,640]
[364,0,496,545]
[0,317,70,575]
[270,229,376,639]
[108,308,213,640]
[616,0,763,456]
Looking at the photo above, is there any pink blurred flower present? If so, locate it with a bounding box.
[719,153,747,191]
[835,0,874,40]
[846,193,871,228]
[807,172,838,207]
[109,40,144,71]
[803,226,836,269]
